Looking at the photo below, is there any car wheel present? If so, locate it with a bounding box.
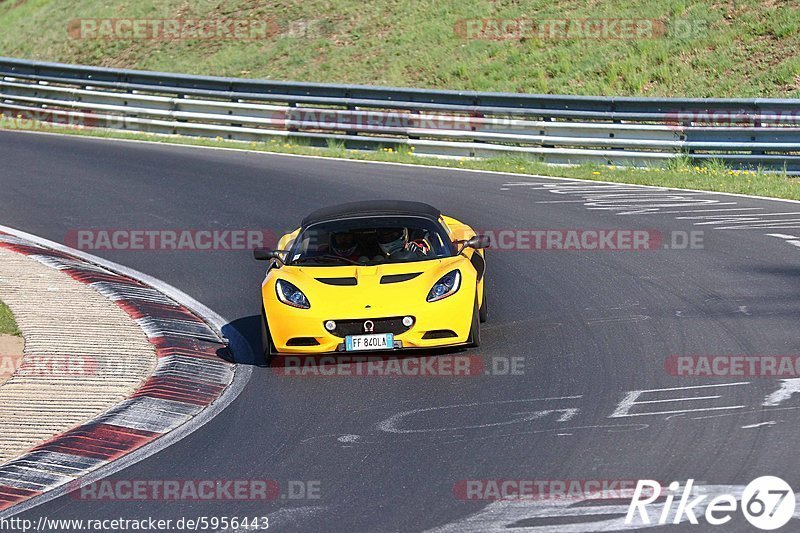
[467,301,481,348]
[261,307,279,365]
[479,281,488,323]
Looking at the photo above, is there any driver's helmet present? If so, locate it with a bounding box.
[331,231,357,257]
[377,227,408,256]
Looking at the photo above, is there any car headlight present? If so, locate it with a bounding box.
[275,279,310,309]
[427,270,461,302]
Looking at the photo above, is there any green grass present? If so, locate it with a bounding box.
[6,120,799,201]
[0,0,797,97]
[0,300,20,337]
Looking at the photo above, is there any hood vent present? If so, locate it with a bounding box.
[380,273,422,284]
[316,277,358,286]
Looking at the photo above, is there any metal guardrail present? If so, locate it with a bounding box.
[1,57,800,172]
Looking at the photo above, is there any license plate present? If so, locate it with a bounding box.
[345,333,394,351]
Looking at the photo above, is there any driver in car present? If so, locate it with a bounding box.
[330,231,360,262]
[375,227,430,262]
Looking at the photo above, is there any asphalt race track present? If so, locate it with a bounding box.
[2,130,800,532]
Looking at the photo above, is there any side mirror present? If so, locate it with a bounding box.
[253,248,284,261]
[466,234,491,250]
[456,234,491,254]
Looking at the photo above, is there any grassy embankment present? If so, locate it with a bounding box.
[0,0,799,198]
[0,300,20,336]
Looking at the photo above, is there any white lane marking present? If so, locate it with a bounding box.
[426,494,652,533]
[631,395,723,405]
[688,411,741,420]
[377,396,582,434]
[616,382,750,393]
[766,233,799,239]
[584,302,642,311]
[594,199,735,209]
[680,212,800,220]
[512,179,800,237]
[510,408,581,421]
[763,378,800,407]
[417,423,650,448]
[381,408,580,434]
[644,208,763,214]
[675,212,800,230]
[505,182,655,190]
[590,200,731,215]
[720,223,800,230]
[536,199,607,203]
[689,218,800,228]
[612,405,746,418]
[521,181,755,217]
[0,223,253,519]
[741,421,777,429]
[502,178,794,210]
[689,406,800,420]
[586,315,650,325]
[524,183,669,192]
[425,485,752,532]
[609,383,749,418]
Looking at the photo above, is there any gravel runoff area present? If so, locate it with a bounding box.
[0,335,23,387]
[0,246,157,464]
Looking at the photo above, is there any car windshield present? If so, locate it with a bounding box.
[286,216,453,266]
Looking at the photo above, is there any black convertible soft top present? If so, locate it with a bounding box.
[301,200,441,228]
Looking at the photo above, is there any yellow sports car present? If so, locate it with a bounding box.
[255,200,489,360]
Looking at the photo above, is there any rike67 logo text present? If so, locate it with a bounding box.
[627,477,795,530]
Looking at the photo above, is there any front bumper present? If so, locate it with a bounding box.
[263,292,474,354]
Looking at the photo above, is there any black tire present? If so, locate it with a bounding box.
[467,301,481,348]
[478,282,488,323]
[261,307,279,366]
